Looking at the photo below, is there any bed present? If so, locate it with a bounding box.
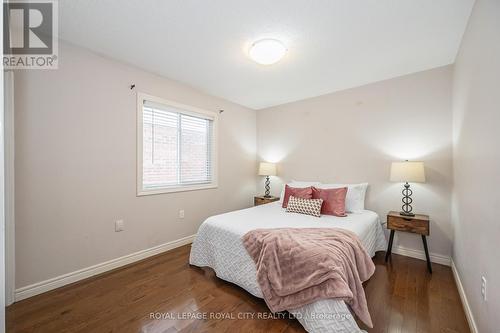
[189,201,387,332]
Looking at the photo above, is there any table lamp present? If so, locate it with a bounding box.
[258,162,277,198]
[390,161,426,216]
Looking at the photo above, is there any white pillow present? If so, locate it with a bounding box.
[279,180,321,204]
[317,183,368,213]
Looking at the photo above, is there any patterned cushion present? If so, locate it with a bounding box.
[286,196,324,217]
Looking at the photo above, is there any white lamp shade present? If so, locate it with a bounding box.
[390,161,426,183]
[258,162,277,176]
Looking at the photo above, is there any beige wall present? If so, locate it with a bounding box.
[14,42,257,288]
[257,66,453,258]
[452,0,500,331]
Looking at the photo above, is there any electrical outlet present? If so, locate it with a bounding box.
[115,219,124,232]
[481,276,487,301]
[179,210,185,219]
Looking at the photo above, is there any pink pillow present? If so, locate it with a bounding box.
[312,186,348,217]
[282,185,313,208]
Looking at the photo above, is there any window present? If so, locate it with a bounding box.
[137,93,217,195]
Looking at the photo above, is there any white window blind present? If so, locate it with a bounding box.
[139,96,216,194]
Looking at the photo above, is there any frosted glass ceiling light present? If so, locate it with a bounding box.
[248,39,287,65]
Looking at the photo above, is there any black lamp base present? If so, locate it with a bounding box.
[399,211,415,217]
[263,176,271,198]
[400,182,415,217]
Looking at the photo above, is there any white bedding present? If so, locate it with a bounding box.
[189,202,387,332]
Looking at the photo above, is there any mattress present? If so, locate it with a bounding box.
[189,202,387,332]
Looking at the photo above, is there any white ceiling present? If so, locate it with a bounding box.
[59,0,474,109]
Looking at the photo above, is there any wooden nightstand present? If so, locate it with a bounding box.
[385,211,432,273]
[254,196,280,206]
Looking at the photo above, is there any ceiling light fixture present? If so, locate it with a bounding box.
[248,39,287,65]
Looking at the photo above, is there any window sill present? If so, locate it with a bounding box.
[137,183,218,196]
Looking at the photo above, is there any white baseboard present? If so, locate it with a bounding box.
[451,259,478,333]
[14,234,196,302]
[391,245,451,266]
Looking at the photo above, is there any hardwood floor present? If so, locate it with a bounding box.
[7,245,470,333]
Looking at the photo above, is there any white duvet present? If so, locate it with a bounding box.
[189,202,387,332]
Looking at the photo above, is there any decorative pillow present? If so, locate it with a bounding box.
[279,181,321,205]
[286,196,323,217]
[282,185,313,208]
[317,183,368,213]
[312,186,348,217]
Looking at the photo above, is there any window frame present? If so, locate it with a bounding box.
[136,92,218,196]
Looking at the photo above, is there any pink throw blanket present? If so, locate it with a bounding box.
[242,228,375,328]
